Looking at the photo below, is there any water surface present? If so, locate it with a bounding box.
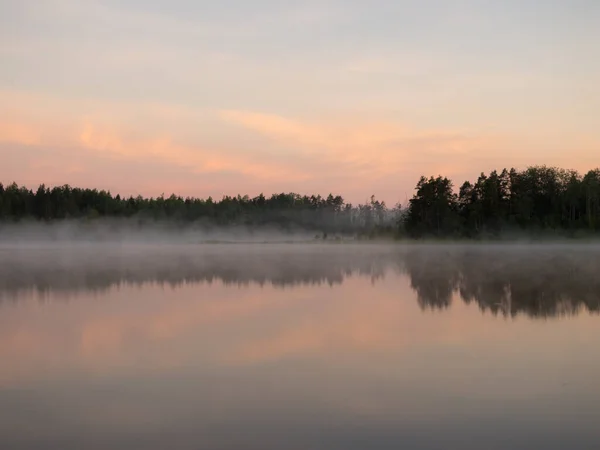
[1,244,599,449]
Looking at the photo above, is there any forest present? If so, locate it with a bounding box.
[1,165,599,238]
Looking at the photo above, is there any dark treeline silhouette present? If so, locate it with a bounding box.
[0,182,397,236]
[2,245,599,318]
[1,165,599,238]
[406,166,600,237]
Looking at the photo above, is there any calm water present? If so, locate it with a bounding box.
[1,244,599,449]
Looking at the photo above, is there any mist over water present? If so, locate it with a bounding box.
[1,242,600,449]
[2,243,599,318]
[0,220,324,244]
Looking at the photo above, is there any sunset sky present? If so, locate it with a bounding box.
[1,0,598,203]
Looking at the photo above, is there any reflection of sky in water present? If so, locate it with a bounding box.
[1,245,599,449]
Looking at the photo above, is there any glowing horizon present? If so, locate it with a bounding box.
[1,0,598,204]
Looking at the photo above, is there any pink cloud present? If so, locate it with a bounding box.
[218,109,503,178]
[2,89,598,203]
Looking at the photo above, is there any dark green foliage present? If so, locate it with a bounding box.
[405,166,600,237]
[405,176,459,237]
[2,165,600,238]
[0,184,395,235]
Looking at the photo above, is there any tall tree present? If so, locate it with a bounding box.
[406,176,459,237]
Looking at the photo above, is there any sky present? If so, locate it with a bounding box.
[1,0,599,204]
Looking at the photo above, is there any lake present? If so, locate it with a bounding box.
[1,243,599,449]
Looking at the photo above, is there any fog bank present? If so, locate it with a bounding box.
[2,243,600,318]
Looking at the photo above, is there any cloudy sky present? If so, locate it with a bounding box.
[1,0,598,203]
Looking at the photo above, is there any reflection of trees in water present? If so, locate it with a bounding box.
[0,248,391,302]
[1,246,599,318]
[404,248,600,318]
[404,250,459,310]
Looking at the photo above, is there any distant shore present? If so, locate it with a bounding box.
[2,165,599,238]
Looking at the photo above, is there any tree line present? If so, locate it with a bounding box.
[1,165,599,237]
[0,183,397,235]
[406,166,600,237]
